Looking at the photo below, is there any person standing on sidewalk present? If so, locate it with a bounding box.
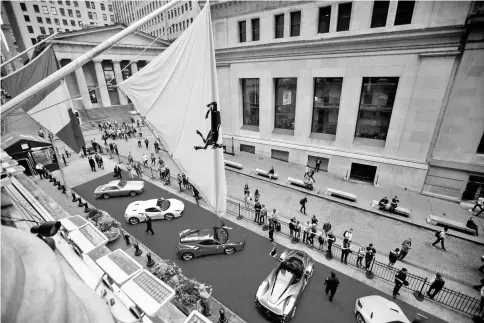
[127,163,134,179]
[289,218,295,238]
[340,238,351,264]
[142,154,148,167]
[193,186,200,206]
[399,238,412,260]
[268,221,275,242]
[137,136,142,148]
[343,228,353,242]
[311,215,318,226]
[470,195,484,215]
[244,183,249,196]
[322,220,332,238]
[309,223,317,245]
[144,138,149,149]
[150,153,156,165]
[177,174,183,191]
[426,273,445,299]
[365,245,376,272]
[254,189,260,203]
[88,157,96,172]
[302,221,311,243]
[356,245,365,267]
[300,195,308,214]
[327,231,336,257]
[388,248,400,266]
[393,268,408,299]
[254,201,261,223]
[260,204,267,225]
[324,271,339,302]
[145,215,154,235]
[432,227,448,251]
[36,163,45,179]
[315,158,322,172]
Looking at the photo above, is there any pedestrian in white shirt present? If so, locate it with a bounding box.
[142,154,148,167]
[432,227,448,251]
[343,228,353,242]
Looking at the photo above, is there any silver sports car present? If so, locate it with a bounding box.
[94,179,144,199]
[255,249,315,322]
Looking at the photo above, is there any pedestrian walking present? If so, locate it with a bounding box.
[61,154,67,166]
[150,153,156,165]
[315,158,321,172]
[114,144,119,156]
[244,193,250,207]
[356,245,365,267]
[143,154,148,167]
[193,186,200,206]
[324,271,339,302]
[138,137,142,148]
[88,157,96,171]
[399,238,412,260]
[254,201,262,223]
[145,215,154,235]
[254,189,260,203]
[327,231,336,257]
[388,248,400,266]
[470,195,484,216]
[365,244,376,271]
[432,227,448,251]
[393,268,408,299]
[260,204,267,225]
[144,138,149,149]
[177,174,183,191]
[268,221,275,242]
[63,146,71,158]
[300,195,308,214]
[343,228,353,242]
[244,183,249,196]
[308,170,316,183]
[323,220,332,237]
[304,166,310,179]
[466,217,479,236]
[340,238,351,264]
[426,273,445,299]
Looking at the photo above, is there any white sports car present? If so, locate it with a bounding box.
[125,198,185,224]
[355,295,411,323]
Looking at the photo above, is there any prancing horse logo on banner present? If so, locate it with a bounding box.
[194,102,224,151]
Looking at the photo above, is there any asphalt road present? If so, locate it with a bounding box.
[74,171,445,323]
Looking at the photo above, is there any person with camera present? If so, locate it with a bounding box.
[393,268,408,299]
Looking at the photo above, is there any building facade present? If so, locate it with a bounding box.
[3,0,116,55]
[112,0,200,41]
[1,2,22,75]
[211,0,484,200]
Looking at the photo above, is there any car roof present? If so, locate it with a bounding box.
[107,180,119,186]
[181,229,213,243]
[360,296,410,323]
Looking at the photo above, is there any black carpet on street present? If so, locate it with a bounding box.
[74,171,445,323]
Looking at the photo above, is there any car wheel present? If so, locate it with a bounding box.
[224,247,235,255]
[182,253,194,261]
[128,217,139,225]
[102,193,110,199]
[165,213,174,220]
[129,191,137,197]
[356,312,365,323]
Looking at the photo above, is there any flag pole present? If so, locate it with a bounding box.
[1,0,180,117]
[0,33,59,69]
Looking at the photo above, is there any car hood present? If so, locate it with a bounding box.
[125,201,148,214]
[124,181,144,190]
[226,227,245,244]
[168,199,184,210]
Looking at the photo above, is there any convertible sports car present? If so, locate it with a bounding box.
[124,198,184,224]
[176,226,245,261]
[94,180,144,199]
[355,295,411,323]
[255,249,314,322]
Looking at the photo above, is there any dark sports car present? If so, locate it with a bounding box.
[255,249,315,322]
[176,226,245,261]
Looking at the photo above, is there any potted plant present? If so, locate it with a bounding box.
[174,278,201,313]
[153,261,182,286]
[86,209,121,242]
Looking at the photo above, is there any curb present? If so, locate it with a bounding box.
[225,167,484,246]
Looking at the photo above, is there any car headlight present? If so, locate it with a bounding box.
[256,281,268,299]
[357,299,363,309]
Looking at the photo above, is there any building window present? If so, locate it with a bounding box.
[101,3,105,10]
[85,1,90,8]
[355,77,399,141]
[76,10,81,17]
[110,15,114,20]
[394,0,415,25]
[71,20,75,26]
[63,19,68,25]
[190,18,193,23]
[185,3,188,11]
[103,14,107,20]
[271,149,289,162]
[274,78,297,130]
[477,133,484,154]
[57,28,62,32]
[51,7,57,15]
[181,5,184,13]
[49,27,54,34]
[240,144,255,154]
[311,78,343,135]
[68,9,73,17]
[189,1,192,10]
[241,79,260,127]
[58,0,62,4]
[318,6,331,34]
[55,18,60,25]
[370,1,390,28]
[43,5,49,14]
[350,163,377,183]
[79,21,83,27]
[337,2,352,32]
[74,1,79,7]
[66,0,70,5]
[27,26,34,33]
[60,8,65,16]
[31,38,37,44]
[40,27,46,34]
[108,4,112,11]
[251,18,260,41]
[290,11,301,37]
[37,17,43,23]
[91,2,95,9]
[33,4,40,13]
[238,21,246,43]
[46,17,52,24]
[274,14,284,38]
[21,3,27,11]
[24,15,30,22]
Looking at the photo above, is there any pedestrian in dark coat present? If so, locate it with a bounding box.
[393,268,408,299]
[340,238,351,264]
[254,201,262,223]
[427,273,445,299]
[289,218,295,238]
[144,138,149,149]
[268,221,275,242]
[365,245,375,271]
[324,271,340,302]
[388,248,400,266]
[145,215,154,235]
[315,158,321,172]
[193,186,200,206]
[300,195,308,214]
[327,231,336,257]
[62,154,67,166]
[177,174,183,191]
[138,137,142,148]
[88,157,96,171]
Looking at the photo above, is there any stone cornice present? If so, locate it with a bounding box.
[215,26,464,63]
[48,40,167,50]
[209,1,312,19]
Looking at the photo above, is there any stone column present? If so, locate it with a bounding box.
[130,61,139,75]
[74,66,93,110]
[93,59,111,107]
[112,60,128,105]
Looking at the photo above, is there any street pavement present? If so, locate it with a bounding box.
[65,130,484,292]
[71,171,446,323]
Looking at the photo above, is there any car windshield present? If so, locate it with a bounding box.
[213,227,229,244]
[158,199,170,211]
[280,257,304,280]
[118,180,127,188]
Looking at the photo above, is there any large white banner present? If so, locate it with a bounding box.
[119,3,227,216]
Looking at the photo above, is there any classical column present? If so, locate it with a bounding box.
[112,60,128,105]
[130,61,139,75]
[74,66,93,110]
[93,59,111,107]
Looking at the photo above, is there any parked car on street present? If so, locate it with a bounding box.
[255,249,314,322]
[94,179,144,199]
[354,295,411,323]
[176,225,245,261]
[124,198,184,224]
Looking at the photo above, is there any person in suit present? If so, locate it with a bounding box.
[393,268,408,299]
[268,221,275,242]
[426,273,445,299]
[145,215,154,235]
[324,271,340,302]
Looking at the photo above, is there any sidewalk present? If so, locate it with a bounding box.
[55,132,484,289]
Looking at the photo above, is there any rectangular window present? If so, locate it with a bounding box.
[100,3,105,10]
[71,20,75,26]
[308,156,329,172]
[185,3,188,11]
[275,14,284,38]
[182,21,185,29]
[240,144,255,154]
[350,163,377,183]
[190,18,193,23]
[51,7,57,15]
[110,15,114,20]
[290,11,301,37]
[68,9,73,17]
[91,2,95,9]
[58,0,62,4]
[49,27,54,34]
[63,19,68,25]
[355,77,399,141]
[311,78,343,135]
[103,14,107,20]
[394,0,415,25]
[274,78,297,130]
[370,1,390,28]
[477,133,484,154]
[271,149,289,162]
[108,4,112,11]
[79,21,83,27]
[57,28,62,32]
[241,79,260,127]
[238,20,246,43]
[189,1,192,10]
[24,15,30,22]
[27,26,34,33]
[46,17,52,24]
[34,4,40,13]
[93,12,97,20]
[37,17,43,23]
[251,18,260,41]
[88,12,92,19]
[85,0,90,8]
[21,3,27,11]
[76,10,81,17]
[74,1,79,7]
[66,0,70,5]
[318,6,331,34]
[182,5,184,13]
[31,38,37,44]
[43,5,49,14]
[60,8,65,16]
[55,18,60,25]
[40,27,46,34]
[337,2,352,32]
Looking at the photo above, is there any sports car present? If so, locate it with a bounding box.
[355,295,411,323]
[255,249,314,322]
[124,198,184,224]
[94,179,144,199]
[176,226,245,261]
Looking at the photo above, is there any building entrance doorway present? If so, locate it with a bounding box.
[462,175,484,201]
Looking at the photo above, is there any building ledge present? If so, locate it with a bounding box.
[272,128,294,136]
[241,125,259,132]
[353,137,386,148]
[429,158,484,173]
[309,132,336,142]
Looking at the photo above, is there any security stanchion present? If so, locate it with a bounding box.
[413,278,427,302]
[77,197,84,207]
[57,182,63,190]
[50,176,55,183]
[134,241,143,256]
[218,308,227,323]
[83,202,91,213]
[61,185,67,194]
[71,192,78,202]
[146,253,155,267]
